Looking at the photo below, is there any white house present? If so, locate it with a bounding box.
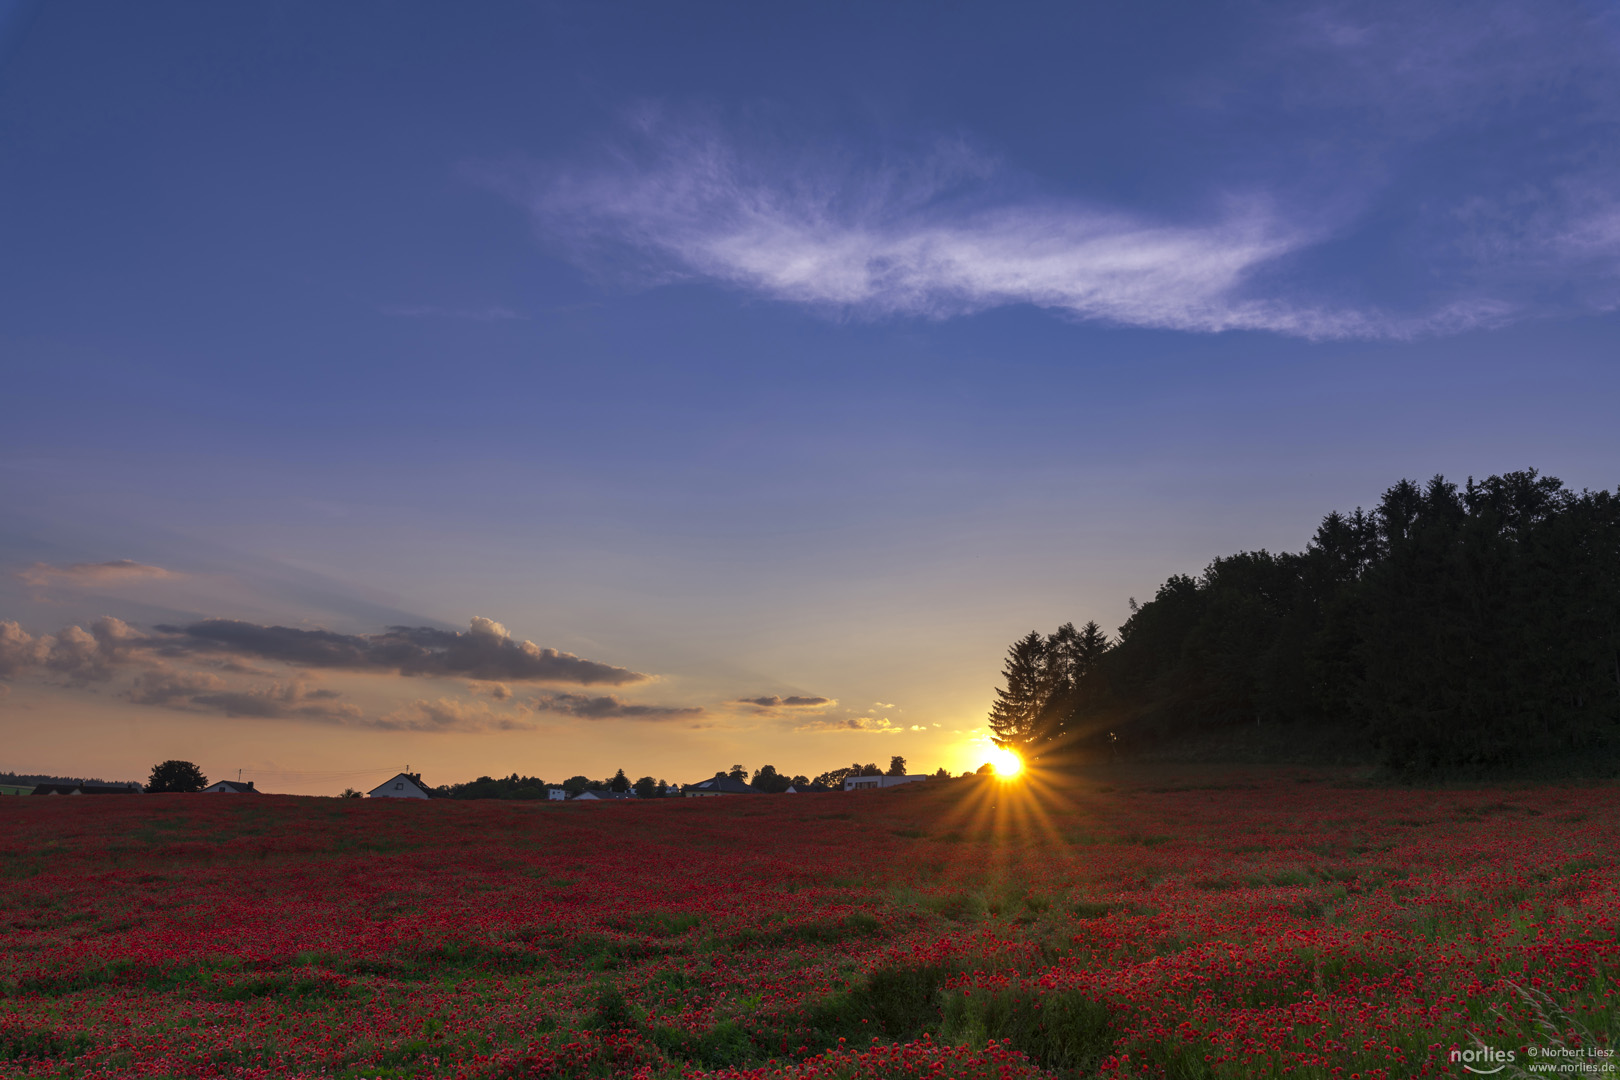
[547,788,568,801]
[573,789,636,800]
[843,774,929,792]
[201,780,258,794]
[367,773,432,799]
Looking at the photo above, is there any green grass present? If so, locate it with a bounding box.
[940,984,1119,1072]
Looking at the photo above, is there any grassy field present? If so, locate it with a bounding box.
[0,767,1616,1078]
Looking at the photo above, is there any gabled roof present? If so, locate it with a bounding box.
[684,772,758,794]
[203,780,258,793]
[574,789,636,799]
[785,782,832,793]
[367,773,432,797]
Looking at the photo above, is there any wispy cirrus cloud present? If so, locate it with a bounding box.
[792,713,904,735]
[492,126,1340,335]
[18,559,177,591]
[487,3,1620,340]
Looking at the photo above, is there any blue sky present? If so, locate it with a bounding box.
[2,1,1617,792]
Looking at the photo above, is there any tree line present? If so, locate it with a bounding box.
[112,754,964,799]
[430,756,949,799]
[989,470,1620,775]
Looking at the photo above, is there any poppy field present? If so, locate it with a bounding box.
[2,769,1617,1079]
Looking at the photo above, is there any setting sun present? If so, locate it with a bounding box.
[989,747,1023,778]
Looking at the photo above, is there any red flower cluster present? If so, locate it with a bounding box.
[0,768,1614,1078]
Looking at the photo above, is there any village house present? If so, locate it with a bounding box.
[201,780,258,794]
[572,789,636,800]
[842,774,928,792]
[682,773,758,797]
[367,773,432,799]
[30,782,142,795]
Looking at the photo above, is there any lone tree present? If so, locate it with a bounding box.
[147,760,207,793]
[886,755,907,776]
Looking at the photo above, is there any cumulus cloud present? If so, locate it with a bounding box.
[471,681,514,701]
[0,617,146,683]
[153,616,647,685]
[2,613,663,735]
[530,691,706,722]
[0,621,47,676]
[735,694,834,709]
[121,665,526,733]
[17,560,177,590]
[4,613,670,734]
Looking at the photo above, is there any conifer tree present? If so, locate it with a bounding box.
[988,631,1048,752]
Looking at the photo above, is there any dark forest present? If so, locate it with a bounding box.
[989,470,1620,775]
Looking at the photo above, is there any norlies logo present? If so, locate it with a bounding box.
[1452,1046,1517,1075]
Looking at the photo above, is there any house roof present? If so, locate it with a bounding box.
[31,783,142,795]
[785,783,832,792]
[204,780,258,793]
[367,773,432,797]
[574,789,636,799]
[684,772,758,794]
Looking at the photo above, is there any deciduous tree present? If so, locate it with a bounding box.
[146,760,207,793]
